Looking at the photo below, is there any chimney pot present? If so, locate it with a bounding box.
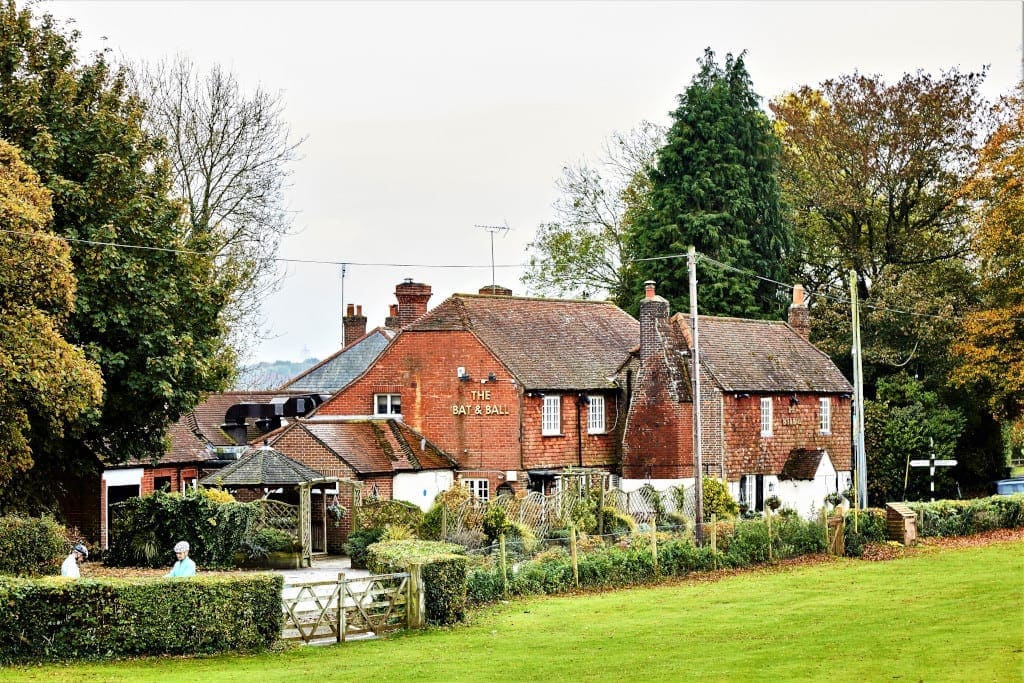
[644,280,656,299]
[788,284,810,340]
[346,303,355,316]
[356,304,362,315]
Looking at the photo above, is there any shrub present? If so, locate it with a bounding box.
[381,524,416,541]
[909,495,1024,537]
[843,508,887,557]
[0,516,68,577]
[199,487,236,504]
[241,527,299,559]
[599,506,638,535]
[772,515,826,557]
[659,539,720,574]
[105,490,256,569]
[0,573,282,663]
[365,540,465,574]
[723,520,770,567]
[364,540,468,625]
[357,499,424,533]
[702,477,740,520]
[466,566,504,605]
[344,528,385,569]
[481,505,509,544]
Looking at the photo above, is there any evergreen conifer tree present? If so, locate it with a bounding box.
[626,49,792,317]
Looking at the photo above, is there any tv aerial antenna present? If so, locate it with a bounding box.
[475,221,511,291]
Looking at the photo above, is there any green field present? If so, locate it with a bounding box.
[4,541,1022,682]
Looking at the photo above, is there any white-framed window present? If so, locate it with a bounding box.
[760,397,773,437]
[587,395,606,434]
[462,478,489,502]
[819,397,832,434]
[374,393,401,415]
[542,395,561,435]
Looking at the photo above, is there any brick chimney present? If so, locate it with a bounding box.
[788,284,810,340]
[343,303,367,346]
[395,279,432,327]
[478,284,512,296]
[384,304,400,329]
[639,280,669,360]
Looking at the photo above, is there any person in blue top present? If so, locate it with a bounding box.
[165,540,197,578]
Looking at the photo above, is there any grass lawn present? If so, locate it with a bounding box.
[4,540,1022,682]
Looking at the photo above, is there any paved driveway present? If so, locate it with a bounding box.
[272,555,371,584]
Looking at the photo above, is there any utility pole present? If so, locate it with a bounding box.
[689,246,704,543]
[850,269,868,508]
[475,222,511,290]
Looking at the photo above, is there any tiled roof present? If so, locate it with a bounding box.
[283,418,457,475]
[406,294,639,390]
[780,448,827,480]
[676,314,853,394]
[281,328,395,393]
[198,446,330,487]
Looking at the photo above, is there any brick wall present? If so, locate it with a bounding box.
[723,393,852,478]
[319,330,620,491]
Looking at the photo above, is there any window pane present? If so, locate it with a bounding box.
[588,395,605,433]
[375,394,387,415]
[542,395,560,435]
[390,394,401,414]
[820,397,831,433]
[760,398,772,436]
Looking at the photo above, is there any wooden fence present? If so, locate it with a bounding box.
[281,568,422,644]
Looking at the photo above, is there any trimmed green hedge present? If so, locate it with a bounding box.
[366,540,467,625]
[909,495,1024,537]
[0,515,68,577]
[343,528,385,570]
[0,573,282,663]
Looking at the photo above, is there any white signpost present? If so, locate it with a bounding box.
[909,439,957,502]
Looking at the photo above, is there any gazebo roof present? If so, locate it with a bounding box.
[199,445,334,488]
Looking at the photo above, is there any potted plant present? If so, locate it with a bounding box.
[764,495,782,512]
[327,502,347,528]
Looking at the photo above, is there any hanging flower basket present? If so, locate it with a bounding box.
[327,503,348,527]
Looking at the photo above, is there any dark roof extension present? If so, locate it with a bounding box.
[780,448,829,480]
[281,328,395,393]
[199,446,331,487]
[406,294,639,390]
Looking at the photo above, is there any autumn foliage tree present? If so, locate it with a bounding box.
[953,85,1024,427]
[0,2,234,510]
[0,139,103,491]
[771,70,989,386]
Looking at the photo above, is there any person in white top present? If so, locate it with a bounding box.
[60,544,88,578]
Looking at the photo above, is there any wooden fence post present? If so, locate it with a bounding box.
[598,485,605,537]
[338,572,347,642]
[407,564,425,629]
[766,507,773,563]
[569,524,579,588]
[709,513,717,570]
[650,514,659,575]
[441,505,448,540]
[499,533,509,598]
[821,507,829,552]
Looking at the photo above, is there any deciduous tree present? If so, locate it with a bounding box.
[770,70,989,385]
[136,56,302,351]
[952,85,1024,424]
[0,139,103,491]
[0,2,234,508]
[626,49,793,317]
[523,122,663,305]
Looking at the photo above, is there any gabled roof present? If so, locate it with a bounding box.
[406,294,639,390]
[675,314,853,394]
[780,448,829,480]
[199,446,331,487]
[191,390,305,448]
[275,418,457,476]
[280,328,395,393]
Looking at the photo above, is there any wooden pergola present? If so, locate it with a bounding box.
[200,445,340,566]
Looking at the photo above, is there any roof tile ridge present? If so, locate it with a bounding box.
[388,421,420,470]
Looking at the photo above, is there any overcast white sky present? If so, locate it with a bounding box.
[44,0,1023,364]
